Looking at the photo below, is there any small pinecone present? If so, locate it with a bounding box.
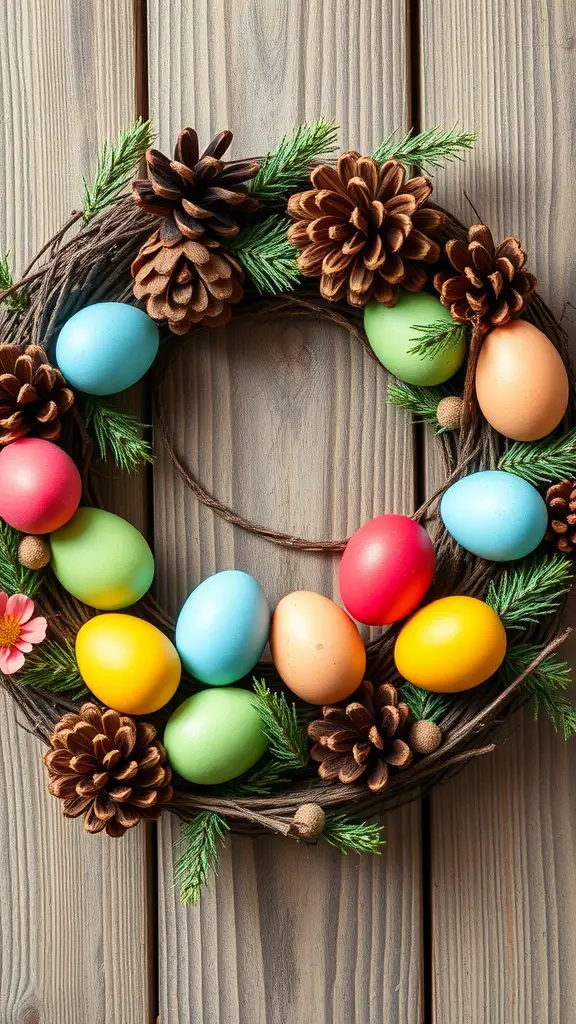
[0,344,74,445]
[409,720,442,755]
[544,480,576,554]
[434,224,536,333]
[291,802,326,839]
[18,535,51,569]
[131,230,244,334]
[43,703,173,837]
[287,155,443,308]
[308,679,413,792]
[436,395,463,431]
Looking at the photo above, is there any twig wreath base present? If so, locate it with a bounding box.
[0,192,573,842]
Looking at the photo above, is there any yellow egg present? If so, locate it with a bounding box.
[394,596,506,693]
[76,614,181,713]
[475,320,568,440]
[270,591,366,704]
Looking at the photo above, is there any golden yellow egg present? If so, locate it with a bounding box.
[394,596,506,693]
[76,614,181,714]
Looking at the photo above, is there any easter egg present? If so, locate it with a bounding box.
[50,507,154,609]
[175,570,270,685]
[0,438,81,533]
[270,591,366,704]
[55,302,159,395]
[440,470,548,562]
[475,320,568,440]
[394,596,506,693]
[339,514,435,625]
[164,688,269,785]
[76,613,181,713]
[364,291,466,385]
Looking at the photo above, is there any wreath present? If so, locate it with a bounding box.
[0,119,574,904]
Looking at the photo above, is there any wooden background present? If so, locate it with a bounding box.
[0,0,575,1020]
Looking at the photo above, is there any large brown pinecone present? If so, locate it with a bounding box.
[131,229,244,334]
[308,679,412,792]
[132,127,259,246]
[544,480,576,554]
[0,344,74,445]
[287,154,443,308]
[434,224,536,333]
[43,703,173,838]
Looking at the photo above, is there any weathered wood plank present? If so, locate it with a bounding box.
[420,2,576,1020]
[0,3,152,1021]
[147,2,422,1020]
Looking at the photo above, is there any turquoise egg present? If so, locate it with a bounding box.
[164,688,270,784]
[175,570,270,685]
[440,470,548,562]
[56,302,159,395]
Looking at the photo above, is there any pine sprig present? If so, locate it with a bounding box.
[18,639,87,699]
[84,397,153,473]
[249,119,339,201]
[501,643,576,738]
[0,521,44,598]
[251,679,309,772]
[0,252,29,313]
[407,320,468,361]
[387,381,451,433]
[174,813,230,906]
[486,554,574,631]
[229,215,300,294]
[399,681,450,724]
[219,754,296,797]
[323,813,386,854]
[371,125,477,171]
[82,117,155,222]
[498,428,576,486]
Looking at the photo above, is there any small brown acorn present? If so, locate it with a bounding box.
[18,535,51,570]
[436,396,463,431]
[409,720,442,755]
[291,802,326,839]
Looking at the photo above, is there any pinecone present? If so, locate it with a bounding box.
[544,480,576,554]
[287,154,443,308]
[43,703,173,837]
[0,344,74,445]
[308,679,413,792]
[434,224,536,333]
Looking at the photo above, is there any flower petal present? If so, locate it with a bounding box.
[0,646,25,674]
[19,616,47,644]
[0,593,7,616]
[6,593,35,623]
[15,640,33,654]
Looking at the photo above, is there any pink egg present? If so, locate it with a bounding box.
[0,438,82,533]
[339,514,435,625]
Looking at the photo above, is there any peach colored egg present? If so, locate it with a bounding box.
[270,591,366,705]
[475,320,568,441]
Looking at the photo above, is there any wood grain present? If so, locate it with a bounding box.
[0,3,152,1021]
[420,2,576,1020]
[146,2,422,1018]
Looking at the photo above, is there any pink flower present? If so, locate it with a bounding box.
[0,592,47,675]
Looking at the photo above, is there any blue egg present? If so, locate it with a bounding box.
[440,470,548,562]
[175,570,270,685]
[56,302,159,395]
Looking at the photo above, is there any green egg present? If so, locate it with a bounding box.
[50,507,154,610]
[164,688,270,785]
[364,291,466,385]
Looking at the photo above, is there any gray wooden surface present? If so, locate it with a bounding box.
[0,1,574,1021]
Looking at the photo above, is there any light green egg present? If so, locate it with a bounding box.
[50,507,154,610]
[364,291,466,385]
[164,688,270,785]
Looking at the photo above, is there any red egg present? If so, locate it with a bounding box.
[339,514,435,625]
[0,438,82,534]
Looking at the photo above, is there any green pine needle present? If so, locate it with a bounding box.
[84,397,153,473]
[501,643,576,738]
[399,681,450,724]
[229,215,300,294]
[0,252,29,313]
[498,428,576,486]
[251,679,309,772]
[82,117,155,222]
[249,119,339,201]
[323,814,386,855]
[174,813,230,906]
[371,124,477,171]
[18,639,87,699]
[387,381,451,433]
[219,754,297,797]
[0,521,44,598]
[407,320,468,361]
[486,554,574,631]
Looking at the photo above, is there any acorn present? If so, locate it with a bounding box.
[436,395,463,431]
[18,535,51,570]
[409,720,442,755]
[291,802,326,839]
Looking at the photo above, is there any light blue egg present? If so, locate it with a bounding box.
[175,570,270,685]
[55,302,159,395]
[440,470,548,562]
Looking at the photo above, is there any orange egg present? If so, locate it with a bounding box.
[270,591,366,704]
[394,596,506,693]
[475,320,568,441]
